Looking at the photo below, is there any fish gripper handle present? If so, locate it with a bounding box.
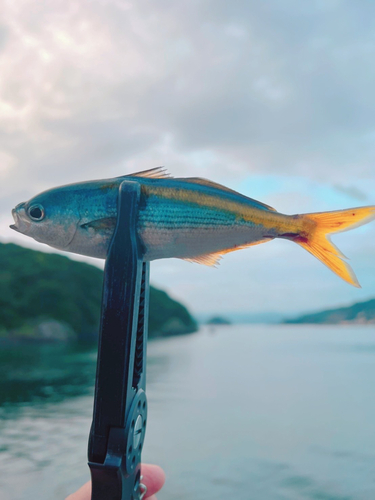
[88,181,150,500]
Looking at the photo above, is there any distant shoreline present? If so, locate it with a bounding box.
[283,298,375,325]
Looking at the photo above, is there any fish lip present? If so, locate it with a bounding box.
[11,209,20,231]
[11,203,30,234]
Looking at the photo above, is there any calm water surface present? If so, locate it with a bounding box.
[1,325,375,500]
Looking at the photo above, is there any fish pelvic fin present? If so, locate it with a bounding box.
[289,206,375,287]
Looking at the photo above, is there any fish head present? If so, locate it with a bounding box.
[10,186,82,251]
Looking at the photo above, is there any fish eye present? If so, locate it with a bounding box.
[28,204,45,221]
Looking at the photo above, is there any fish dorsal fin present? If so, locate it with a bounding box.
[122,167,172,179]
[182,238,274,267]
[181,177,277,212]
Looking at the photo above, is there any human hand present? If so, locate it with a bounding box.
[65,463,165,500]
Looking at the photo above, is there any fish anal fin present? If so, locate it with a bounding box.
[183,251,223,267]
[181,177,277,212]
[122,167,172,179]
[182,238,274,267]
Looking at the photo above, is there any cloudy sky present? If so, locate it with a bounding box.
[1,0,375,318]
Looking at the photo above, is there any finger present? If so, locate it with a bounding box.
[141,464,166,498]
[65,481,91,500]
[65,464,165,500]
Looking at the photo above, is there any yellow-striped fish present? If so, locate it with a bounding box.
[10,167,375,287]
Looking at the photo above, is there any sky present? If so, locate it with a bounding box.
[1,0,375,318]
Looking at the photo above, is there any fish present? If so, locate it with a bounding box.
[10,167,375,287]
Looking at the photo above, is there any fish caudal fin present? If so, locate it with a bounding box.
[295,206,375,287]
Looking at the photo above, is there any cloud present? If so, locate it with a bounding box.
[2,1,375,186]
[332,184,368,202]
[1,1,375,314]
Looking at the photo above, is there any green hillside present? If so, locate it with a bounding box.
[0,243,197,340]
[284,298,375,325]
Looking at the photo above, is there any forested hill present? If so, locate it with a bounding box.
[0,243,197,340]
[284,298,375,325]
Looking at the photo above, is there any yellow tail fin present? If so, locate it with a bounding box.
[296,206,375,287]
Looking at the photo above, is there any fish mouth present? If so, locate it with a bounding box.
[10,203,30,234]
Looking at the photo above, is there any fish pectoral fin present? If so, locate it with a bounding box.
[80,217,116,231]
[182,238,274,267]
[121,166,172,179]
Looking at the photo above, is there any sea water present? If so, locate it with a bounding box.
[0,325,374,500]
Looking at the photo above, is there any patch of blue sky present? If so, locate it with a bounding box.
[236,175,373,214]
[232,175,374,250]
